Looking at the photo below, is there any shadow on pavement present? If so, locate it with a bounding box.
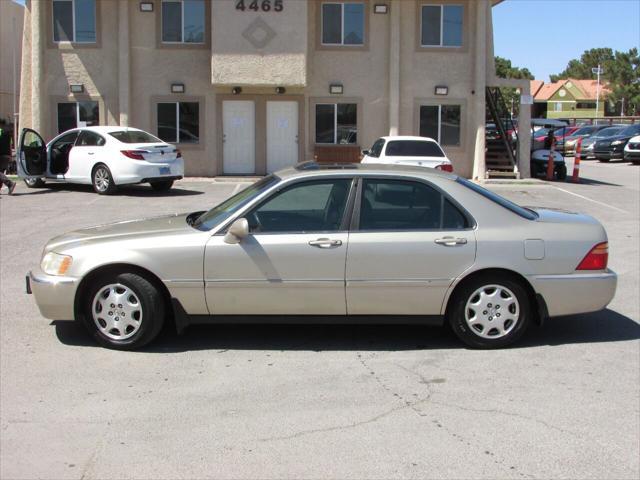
[12,183,203,197]
[568,177,623,187]
[51,308,639,353]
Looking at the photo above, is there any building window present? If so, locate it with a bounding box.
[321,2,365,46]
[421,4,463,47]
[554,102,563,112]
[162,0,205,44]
[419,104,461,146]
[315,103,358,144]
[57,101,99,133]
[53,0,96,43]
[157,102,200,143]
[577,102,597,109]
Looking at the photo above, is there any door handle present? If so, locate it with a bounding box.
[434,237,468,246]
[88,152,95,155]
[308,238,343,248]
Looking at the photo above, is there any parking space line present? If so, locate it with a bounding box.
[551,186,629,214]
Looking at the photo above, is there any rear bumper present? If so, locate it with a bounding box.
[116,158,185,185]
[26,270,78,320]
[529,270,617,317]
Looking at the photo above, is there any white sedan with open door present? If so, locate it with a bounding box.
[17,126,184,194]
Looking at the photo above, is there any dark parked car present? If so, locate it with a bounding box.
[582,126,626,159]
[594,124,640,162]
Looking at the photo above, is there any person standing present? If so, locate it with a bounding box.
[0,122,16,195]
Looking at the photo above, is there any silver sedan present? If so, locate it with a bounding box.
[27,163,617,350]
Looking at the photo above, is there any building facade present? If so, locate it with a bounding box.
[531,78,609,121]
[0,0,24,126]
[20,0,529,179]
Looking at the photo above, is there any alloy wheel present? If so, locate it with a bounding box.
[94,168,110,192]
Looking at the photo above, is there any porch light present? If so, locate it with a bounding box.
[275,87,286,95]
[69,84,84,94]
[171,83,185,93]
[139,2,153,12]
[435,86,448,96]
[330,84,344,95]
[374,4,388,14]
[232,87,242,95]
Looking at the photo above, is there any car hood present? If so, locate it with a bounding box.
[45,213,196,253]
[527,207,600,225]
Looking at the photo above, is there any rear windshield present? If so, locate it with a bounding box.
[456,178,538,220]
[385,140,445,157]
[109,130,163,144]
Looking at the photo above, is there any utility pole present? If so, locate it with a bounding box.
[621,98,625,117]
[592,65,604,124]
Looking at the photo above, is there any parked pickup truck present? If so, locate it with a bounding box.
[361,136,453,172]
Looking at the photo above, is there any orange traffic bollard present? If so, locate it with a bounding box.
[572,137,583,183]
[546,138,556,181]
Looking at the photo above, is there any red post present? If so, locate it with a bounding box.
[546,137,556,180]
[572,137,583,183]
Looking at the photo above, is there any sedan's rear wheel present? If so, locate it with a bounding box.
[92,164,117,195]
[82,272,165,350]
[448,275,531,348]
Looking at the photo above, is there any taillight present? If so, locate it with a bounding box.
[576,242,608,270]
[175,149,182,158]
[121,150,146,160]
[436,163,454,172]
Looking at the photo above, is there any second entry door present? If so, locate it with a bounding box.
[266,101,298,173]
[223,100,256,174]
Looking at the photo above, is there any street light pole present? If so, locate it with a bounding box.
[593,64,603,124]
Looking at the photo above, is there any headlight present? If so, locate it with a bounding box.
[41,252,73,276]
[611,140,624,146]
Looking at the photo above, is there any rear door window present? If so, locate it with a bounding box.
[359,179,469,230]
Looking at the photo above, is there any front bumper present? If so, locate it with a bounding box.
[594,150,624,160]
[529,270,617,317]
[26,270,79,320]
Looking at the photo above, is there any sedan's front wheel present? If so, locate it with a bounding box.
[448,275,531,349]
[82,272,165,350]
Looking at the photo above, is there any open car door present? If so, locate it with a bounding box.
[17,128,47,178]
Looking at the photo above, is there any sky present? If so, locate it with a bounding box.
[493,0,640,82]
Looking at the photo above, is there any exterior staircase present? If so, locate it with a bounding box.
[485,87,520,179]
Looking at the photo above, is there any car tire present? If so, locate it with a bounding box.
[92,164,117,195]
[82,272,165,350]
[448,274,531,349]
[556,164,567,181]
[597,157,610,163]
[24,178,46,188]
[150,180,174,192]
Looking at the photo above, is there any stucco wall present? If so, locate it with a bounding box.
[0,0,24,125]
[20,0,495,178]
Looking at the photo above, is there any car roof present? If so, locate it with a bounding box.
[81,126,147,133]
[379,135,439,143]
[276,161,457,181]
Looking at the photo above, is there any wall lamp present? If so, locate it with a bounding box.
[329,84,343,95]
[171,83,185,93]
[374,4,388,14]
[232,86,242,95]
[435,86,448,96]
[140,2,154,12]
[275,86,286,95]
[69,84,84,94]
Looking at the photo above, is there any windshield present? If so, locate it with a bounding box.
[596,127,624,138]
[572,126,596,136]
[620,125,640,136]
[109,130,164,143]
[192,175,279,230]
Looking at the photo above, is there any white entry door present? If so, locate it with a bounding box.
[266,101,298,173]
[223,100,255,174]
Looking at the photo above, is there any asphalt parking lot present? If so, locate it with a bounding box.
[1,160,639,479]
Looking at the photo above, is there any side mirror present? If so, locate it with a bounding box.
[361,149,370,156]
[224,218,249,244]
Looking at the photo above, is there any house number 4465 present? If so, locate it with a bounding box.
[236,0,284,12]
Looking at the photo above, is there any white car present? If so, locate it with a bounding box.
[361,136,453,172]
[17,126,184,194]
[624,135,640,164]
